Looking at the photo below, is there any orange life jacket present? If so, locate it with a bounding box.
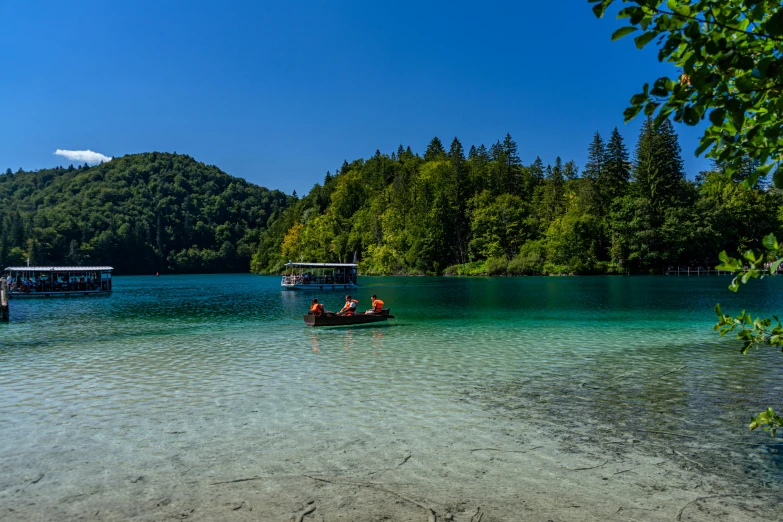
[373,299,384,312]
[310,303,324,315]
[341,299,358,316]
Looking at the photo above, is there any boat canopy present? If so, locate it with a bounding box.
[284,262,357,268]
[4,266,113,272]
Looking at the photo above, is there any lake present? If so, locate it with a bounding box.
[1,275,781,521]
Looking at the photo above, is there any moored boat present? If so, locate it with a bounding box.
[303,309,393,327]
[4,266,113,298]
[282,262,358,290]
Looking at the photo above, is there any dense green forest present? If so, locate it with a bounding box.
[251,121,783,275]
[0,153,290,274]
[3,124,780,277]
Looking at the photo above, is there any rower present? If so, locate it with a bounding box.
[367,294,384,314]
[309,298,324,316]
[337,295,358,316]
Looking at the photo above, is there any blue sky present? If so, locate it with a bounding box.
[1,0,710,194]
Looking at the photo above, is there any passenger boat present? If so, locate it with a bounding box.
[3,266,113,298]
[303,309,394,327]
[282,262,358,290]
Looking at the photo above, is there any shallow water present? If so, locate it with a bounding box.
[1,274,782,519]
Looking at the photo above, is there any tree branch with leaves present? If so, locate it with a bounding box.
[591,0,783,436]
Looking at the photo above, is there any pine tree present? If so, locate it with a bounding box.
[397,145,405,159]
[658,118,685,195]
[541,159,565,223]
[448,137,469,264]
[502,134,520,167]
[424,137,446,161]
[449,137,465,163]
[468,145,477,159]
[469,144,490,193]
[602,127,630,201]
[564,160,579,180]
[633,118,685,208]
[488,141,508,195]
[583,132,606,182]
[324,171,333,184]
[502,134,524,196]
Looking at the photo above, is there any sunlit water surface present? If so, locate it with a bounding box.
[1,274,782,508]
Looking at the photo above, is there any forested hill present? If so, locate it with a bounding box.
[0,153,291,274]
[251,121,783,275]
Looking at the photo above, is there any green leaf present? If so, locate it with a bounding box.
[773,165,783,189]
[612,26,638,41]
[709,108,726,126]
[634,31,656,49]
[762,233,778,252]
[623,105,643,122]
[674,5,691,17]
[770,258,783,274]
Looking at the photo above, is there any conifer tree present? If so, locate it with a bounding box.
[658,119,685,196]
[488,141,508,195]
[449,137,465,164]
[602,127,630,201]
[469,144,490,193]
[540,159,566,224]
[633,118,685,209]
[424,137,446,161]
[564,161,579,180]
[583,132,606,182]
[502,134,520,168]
[449,137,469,263]
[397,145,405,159]
[468,145,477,159]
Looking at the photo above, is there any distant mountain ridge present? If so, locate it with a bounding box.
[0,152,291,274]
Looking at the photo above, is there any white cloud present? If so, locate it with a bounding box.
[54,149,113,164]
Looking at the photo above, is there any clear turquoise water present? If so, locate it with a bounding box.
[1,274,781,516]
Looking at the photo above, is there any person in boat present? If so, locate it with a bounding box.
[367,294,384,314]
[309,298,325,316]
[337,295,358,316]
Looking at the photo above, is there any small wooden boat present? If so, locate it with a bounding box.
[303,309,394,327]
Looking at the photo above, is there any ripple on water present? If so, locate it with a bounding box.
[0,274,781,494]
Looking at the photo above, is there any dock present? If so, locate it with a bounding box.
[665,266,783,276]
[1,279,8,321]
